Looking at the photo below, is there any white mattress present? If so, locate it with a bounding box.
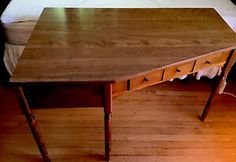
[3,43,24,75]
[1,0,236,76]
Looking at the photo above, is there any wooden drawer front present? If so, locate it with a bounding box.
[130,70,163,90]
[193,52,223,72]
[163,61,195,81]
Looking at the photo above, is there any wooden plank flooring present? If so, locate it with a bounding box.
[0,80,236,162]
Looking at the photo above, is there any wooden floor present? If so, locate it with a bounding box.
[0,79,236,162]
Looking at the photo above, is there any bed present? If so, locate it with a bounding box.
[1,0,236,77]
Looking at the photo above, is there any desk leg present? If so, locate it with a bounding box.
[16,86,51,162]
[104,84,112,161]
[201,49,236,121]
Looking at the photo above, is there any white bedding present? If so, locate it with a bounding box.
[1,0,236,76]
[3,21,36,45]
[3,43,24,75]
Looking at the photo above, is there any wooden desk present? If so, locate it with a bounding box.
[11,8,236,161]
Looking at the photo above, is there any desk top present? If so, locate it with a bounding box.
[11,8,236,83]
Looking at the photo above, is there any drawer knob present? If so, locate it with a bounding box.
[176,68,181,73]
[143,77,149,82]
[205,60,211,64]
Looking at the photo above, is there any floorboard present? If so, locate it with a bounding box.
[0,79,236,162]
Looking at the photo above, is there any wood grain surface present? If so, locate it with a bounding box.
[11,8,236,83]
[1,80,236,162]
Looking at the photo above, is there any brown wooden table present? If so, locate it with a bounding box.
[10,8,236,162]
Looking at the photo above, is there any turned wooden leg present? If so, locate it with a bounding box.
[16,86,51,162]
[201,49,236,121]
[200,78,222,121]
[104,84,112,161]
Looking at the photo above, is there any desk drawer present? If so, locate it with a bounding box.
[129,70,163,90]
[163,61,195,80]
[193,52,223,72]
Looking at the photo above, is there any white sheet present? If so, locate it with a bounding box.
[3,43,25,75]
[3,21,36,45]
